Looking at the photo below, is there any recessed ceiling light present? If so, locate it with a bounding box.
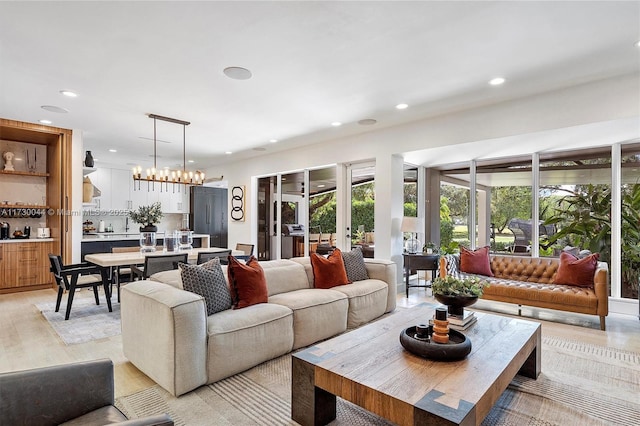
[269,139,278,143]
[187,159,195,163]
[38,119,52,124]
[223,66,252,80]
[60,90,77,97]
[41,105,69,113]
[317,184,326,188]
[108,149,117,153]
[331,122,342,127]
[358,119,377,126]
[489,77,506,86]
[225,151,233,155]
[395,103,409,110]
[636,40,640,47]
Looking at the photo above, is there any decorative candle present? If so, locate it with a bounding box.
[435,307,448,321]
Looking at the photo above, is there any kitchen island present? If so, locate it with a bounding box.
[81,232,211,259]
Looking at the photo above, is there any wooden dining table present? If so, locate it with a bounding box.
[84,246,241,268]
[85,247,243,300]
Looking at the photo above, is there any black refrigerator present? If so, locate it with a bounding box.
[190,187,228,248]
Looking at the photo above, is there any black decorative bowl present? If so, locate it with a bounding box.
[399,326,472,361]
[434,294,478,316]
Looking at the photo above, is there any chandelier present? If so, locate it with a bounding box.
[132,113,205,191]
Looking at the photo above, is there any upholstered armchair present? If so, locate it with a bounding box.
[0,358,173,426]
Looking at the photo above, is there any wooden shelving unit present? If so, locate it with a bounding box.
[0,170,49,178]
[1,204,48,209]
[0,117,74,290]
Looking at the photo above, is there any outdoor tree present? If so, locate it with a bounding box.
[490,187,532,233]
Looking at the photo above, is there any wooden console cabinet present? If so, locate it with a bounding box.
[0,241,53,292]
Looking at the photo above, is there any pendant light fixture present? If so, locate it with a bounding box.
[132,113,205,191]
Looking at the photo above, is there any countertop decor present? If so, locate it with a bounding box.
[129,202,163,232]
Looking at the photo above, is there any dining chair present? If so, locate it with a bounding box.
[48,254,113,320]
[197,249,232,265]
[111,246,141,302]
[319,233,331,245]
[235,243,254,256]
[131,253,188,280]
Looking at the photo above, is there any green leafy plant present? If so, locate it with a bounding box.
[543,183,640,297]
[129,202,163,226]
[422,241,439,253]
[439,241,461,255]
[431,275,488,297]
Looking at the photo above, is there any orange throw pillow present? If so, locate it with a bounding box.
[227,255,268,309]
[554,252,599,287]
[459,245,494,277]
[310,248,351,289]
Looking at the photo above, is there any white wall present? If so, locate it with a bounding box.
[212,74,640,266]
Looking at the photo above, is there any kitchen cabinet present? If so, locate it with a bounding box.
[0,241,53,292]
[190,187,227,248]
[91,167,112,210]
[158,185,189,213]
[110,169,132,210]
[91,167,190,213]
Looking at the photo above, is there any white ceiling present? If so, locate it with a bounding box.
[1,1,638,171]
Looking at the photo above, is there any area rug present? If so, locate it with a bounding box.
[36,293,121,345]
[115,336,640,426]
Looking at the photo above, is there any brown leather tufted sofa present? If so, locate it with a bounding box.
[444,254,609,330]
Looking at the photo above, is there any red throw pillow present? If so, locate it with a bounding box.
[459,245,494,277]
[227,255,268,309]
[310,248,351,289]
[554,252,599,287]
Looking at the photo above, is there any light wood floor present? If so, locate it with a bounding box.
[1,285,639,399]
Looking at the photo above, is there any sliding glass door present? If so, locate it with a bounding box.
[346,162,375,257]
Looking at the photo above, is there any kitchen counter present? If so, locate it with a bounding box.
[82,233,210,243]
[81,233,211,259]
[0,238,54,243]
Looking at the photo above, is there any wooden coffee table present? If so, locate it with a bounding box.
[292,304,541,426]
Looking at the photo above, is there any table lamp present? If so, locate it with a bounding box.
[402,216,424,254]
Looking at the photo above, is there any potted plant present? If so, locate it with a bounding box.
[423,241,438,254]
[431,275,488,315]
[129,202,163,232]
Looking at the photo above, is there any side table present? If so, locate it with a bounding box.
[403,253,440,298]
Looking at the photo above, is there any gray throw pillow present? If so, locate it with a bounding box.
[342,247,369,282]
[179,258,232,315]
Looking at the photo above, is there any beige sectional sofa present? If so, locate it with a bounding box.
[120,257,396,397]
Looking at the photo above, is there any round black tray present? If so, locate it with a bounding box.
[399,326,472,361]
